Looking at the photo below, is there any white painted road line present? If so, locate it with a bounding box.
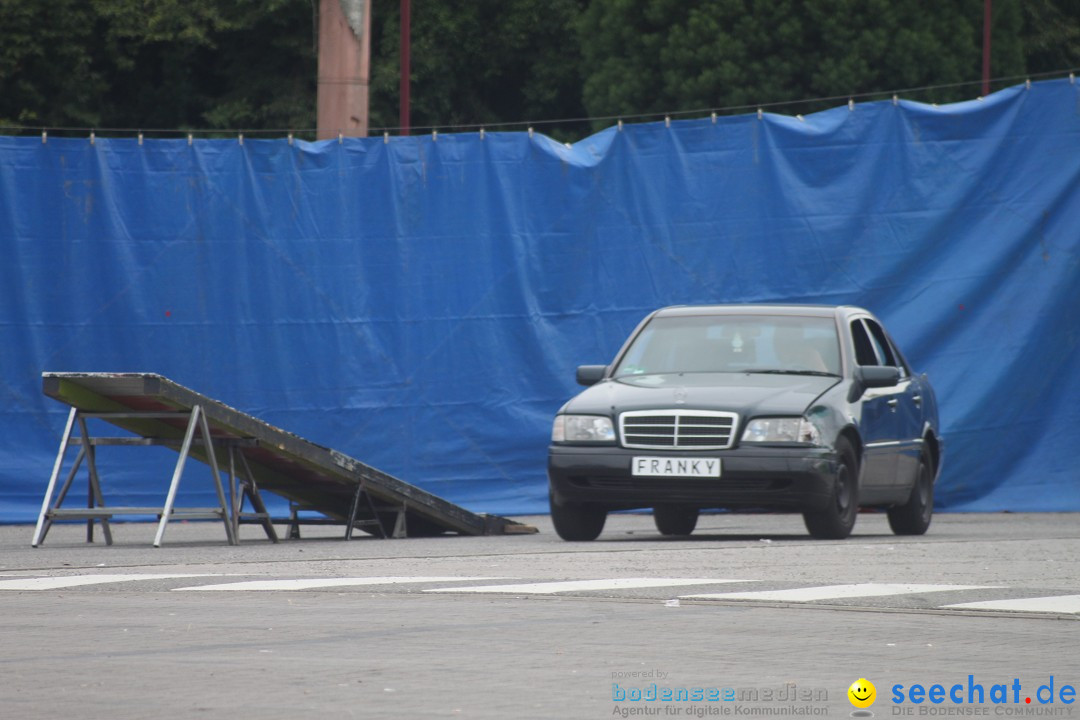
[175,576,514,592]
[942,595,1080,614]
[10,574,1075,615]
[0,574,219,590]
[424,578,752,594]
[682,583,992,602]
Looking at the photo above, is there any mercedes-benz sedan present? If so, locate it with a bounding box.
[547,305,942,540]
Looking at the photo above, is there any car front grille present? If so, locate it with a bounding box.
[619,410,738,450]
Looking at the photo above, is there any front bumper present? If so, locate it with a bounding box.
[548,445,839,512]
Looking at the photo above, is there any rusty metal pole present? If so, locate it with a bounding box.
[982,0,992,96]
[317,0,371,139]
[400,0,410,135]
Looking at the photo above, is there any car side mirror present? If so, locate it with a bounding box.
[848,365,900,402]
[576,365,608,387]
[861,365,901,388]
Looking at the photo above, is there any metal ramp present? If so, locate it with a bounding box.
[33,372,536,547]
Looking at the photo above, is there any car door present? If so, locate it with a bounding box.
[866,319,926,493]
[848,318,900,499]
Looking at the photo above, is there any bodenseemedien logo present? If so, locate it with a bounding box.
[609,677,830,716]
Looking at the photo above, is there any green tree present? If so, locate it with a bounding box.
[367,0,589,138]
[1021,0,1080,75]
[0,0,1074,138]
[0,0,103,127]
[577,0,1038,127]
[0,0,315,133]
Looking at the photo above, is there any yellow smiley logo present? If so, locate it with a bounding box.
[848,678,876,708]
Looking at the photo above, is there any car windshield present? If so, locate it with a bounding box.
[613,314,842,377]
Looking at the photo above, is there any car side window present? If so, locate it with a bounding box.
[864,320,898,367]
[866,320,911,376]
[850,320,880,366]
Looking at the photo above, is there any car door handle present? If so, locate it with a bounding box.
[912,394,922,407]
[886,398,899,409]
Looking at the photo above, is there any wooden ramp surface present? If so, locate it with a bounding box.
[42,372,535,537]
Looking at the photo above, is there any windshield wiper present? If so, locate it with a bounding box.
[743,369,840,377]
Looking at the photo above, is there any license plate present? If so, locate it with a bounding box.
[631,457,722,478]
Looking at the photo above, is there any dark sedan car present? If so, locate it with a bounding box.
[548,305,942,540]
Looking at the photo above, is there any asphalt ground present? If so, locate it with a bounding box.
[2,511,1078,719]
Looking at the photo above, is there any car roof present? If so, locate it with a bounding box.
[652,304,867,319]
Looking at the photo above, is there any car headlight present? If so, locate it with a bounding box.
[552,415,616,443]
[741,417,821,445]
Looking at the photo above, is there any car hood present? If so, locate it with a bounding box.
[562,373,840,418]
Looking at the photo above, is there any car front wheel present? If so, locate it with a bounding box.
[803,437,859,540]
[550,491,606,541]
[653,505,699,536]
[887,450,934,535]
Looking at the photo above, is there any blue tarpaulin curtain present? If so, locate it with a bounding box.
[1,78,1078,522]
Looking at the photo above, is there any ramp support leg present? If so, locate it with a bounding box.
[228,446,238,541]
[228,447,278,543]
[345,480,385,540]
[198,408,236,547]
[392,504,408,539]
[77,414,112,545]
[32,408,78,547]
[39,447,86,545]
[242,452,278,542]
[288,505,302,540]
[152,405,236,548]
[152,406,201,547]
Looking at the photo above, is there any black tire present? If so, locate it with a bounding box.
[803,437,859,539]
[653,505,699,536]
[887,450,934,535]
[550,491,606,541]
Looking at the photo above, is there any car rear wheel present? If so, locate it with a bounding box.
[803,437,859,539]
[653,505,699,536]
[887,450,934,535]
[549,491,606,541]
